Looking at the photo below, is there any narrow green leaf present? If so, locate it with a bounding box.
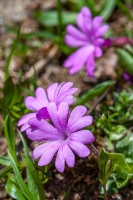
[6,26,56,40]
[117,1,133,20]
[4,78,14,105]
[117,48,133,76]
[63,190,70,200]
[21,153,46,200]
[5,174,26,200]
[0,156,11,166]
[18,130,30,159]
[8,152,35,200]
[23,31,56,40]
[100,0,116,20]
[75,81,115,106]
[33,11,77,27]
[27,169,39,198]
[10,85,22,106]
[0,166,12,179]
[4,115,17,163]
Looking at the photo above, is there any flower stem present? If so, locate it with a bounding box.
[103,183,108,200]
[88,143,100,157]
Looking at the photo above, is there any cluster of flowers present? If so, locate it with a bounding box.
[18,82,95,172]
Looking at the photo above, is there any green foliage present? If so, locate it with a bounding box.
[3,78,23,119]
[22,153,46,200]
[0,166,12,180]
[5,174,26,200]
[99,149,133,191]
[117,48,133,76]
[100,0,117,20]
[9,151,36,200]
[117,0,133,20]
[116,133,133,165]
[4,115,18,164]
[33,10,77,27]
[0,156,11,166]
[75,80,115,106]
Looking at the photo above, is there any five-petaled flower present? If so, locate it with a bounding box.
[18,82,77,132]
[26,102,95,172]
[64,6,109,77]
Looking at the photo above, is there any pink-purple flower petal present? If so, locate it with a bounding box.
[35,87,49,104]
[69,141,90,157]
[58,102,69,129]
[55,147,65,172]
[69,116,93,132]
[65,35,89,47]
[76,7,92,34]
[68,105,87,127]
[95,25,109,38]
[38,142,61,166]
[47,83,58,102]
[26,128,61,141]
[86,53,95,77]
[70,130,95,144]
[66,25,88,40]
[25,97,43,111]
[63,144,75,168]
[28,117,58,134]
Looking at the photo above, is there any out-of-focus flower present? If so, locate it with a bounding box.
[26,102,95,172]
[103,37,133,47]
[18,82,77,132]
[64,6,109,77]
[123,72,133,84]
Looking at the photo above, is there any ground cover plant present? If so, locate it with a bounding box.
[0,0,133,199]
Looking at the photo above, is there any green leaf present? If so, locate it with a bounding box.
[5,174,26,200]
[21,153,46,200]
[23,31,56,40]
[100,0,116,20]
[33,11,77,27]
[8,152,36,200]
[18,130,31,159]
[116,133,133,164]
[6,26,56,40]
[27,169,39,199]
[117,48,133,76]
[4,115,17,163]
[4,78,14,106]
[109,125,126,141]
[99,175,118,196]
[0,166,12,179]
[75,81,115,106]
[99,149,133,188]
[114,165,133,188]
[117,1,133,20]
[63,190,70,200]
[10,85,22,106]
[0,156,11,166]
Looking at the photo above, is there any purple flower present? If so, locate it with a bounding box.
[123,72,133,84]
[64,7,109,77]
[18,82,77,132]
[26,102,95,172]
